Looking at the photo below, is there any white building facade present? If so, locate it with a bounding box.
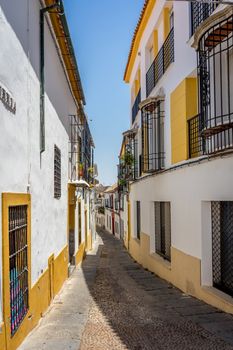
[0,1,95,349]
[121,0,233,314]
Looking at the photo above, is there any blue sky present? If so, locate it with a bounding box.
[64,0,144,186]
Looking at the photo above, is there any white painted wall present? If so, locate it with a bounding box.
[0,0,83,323]
[130,1,197,168]
[114,213,120,239]
[130,156,233,279]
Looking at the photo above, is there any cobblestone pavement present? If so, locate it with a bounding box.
[80,229,233,350]
[19,229,233,350]
[19,240,100,350]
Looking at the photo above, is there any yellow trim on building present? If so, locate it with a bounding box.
[53,246,68,296]
[0,323,6,350]
[75,242,85,265]
[86,231,93,252]
[163,7,170,40]
[153,30,158,56]
[2,193,31,350]
[124,0,156,83]
[1,193,69,350]
[128,232,233,315]
[170,77,198,164]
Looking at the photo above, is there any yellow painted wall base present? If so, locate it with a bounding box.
[129,232,233,315]
[75,242,85,265]
[53,246,68,296]
[1,245,68,350]
[0,323,6,350]
[86,232,92,252]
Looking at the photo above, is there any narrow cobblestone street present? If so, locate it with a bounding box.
[20,229,233,350]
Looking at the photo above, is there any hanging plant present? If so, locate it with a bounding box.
[122,151,134,166]
[118,179,127,186]
[88,166,94,174]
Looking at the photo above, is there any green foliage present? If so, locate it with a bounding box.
[121,151,134,166]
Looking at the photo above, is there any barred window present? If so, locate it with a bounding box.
[212,201,233,296]
[154,202,171,261]
[141,100,165,173]
[136,201,141,240]
[9,205,29,335]
[54,145,61,199]
[78,201,82,245]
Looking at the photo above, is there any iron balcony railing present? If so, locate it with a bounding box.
[146,28,174,97]
[190,2,218,36]
[81,121,94,184]
[118,136,139,192]
[188,114,233,158]
[189,14,233,158]
[132,89,141,124]
[9,205,29,336]
[212,201,233,297]
[141,100,165,173]
[188,114,205,158]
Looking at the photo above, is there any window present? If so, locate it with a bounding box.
[212,201,233,296]
[149,46,154,66]
[141,100,165,173]
[154,202,171,261]
[169,9,174,30]
[120,219,124,240]
[78,201,82,245]
[54,145,61,199]
[9,205,29,335]
[115,222,119,235]
[136,201,141,240]
[190,2,218,36]
[146,28,174,97]
[197,15,233,155]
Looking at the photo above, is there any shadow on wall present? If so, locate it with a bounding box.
[80,229,158,350]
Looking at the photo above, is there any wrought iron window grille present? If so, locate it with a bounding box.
[69,115,82,182]
[212,201,233,297]
[141,100,165,173]
[195,14,233,156]
[132,89,141,124]
[54,145,61,199]
[9,205,29,336]
[118,132,139,190]
[190,2,219,36]
[146,28,174,97]
[188,114,206,158]
[136,201,141,240]
[154,202,171,261]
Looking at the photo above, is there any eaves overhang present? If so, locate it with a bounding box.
[124,0,156,83]
[44,0,86,106]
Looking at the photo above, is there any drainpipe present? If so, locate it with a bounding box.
[40,0,62,153]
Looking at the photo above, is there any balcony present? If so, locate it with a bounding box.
[188,114,205,158]
[132,89,141,124]
[193,14,233,157]
[141,100,165,172]
[81,119,95,184]
[188,114,233,159]
[118,131,138,191]
[190,2,218,36]
[146,28,174,97]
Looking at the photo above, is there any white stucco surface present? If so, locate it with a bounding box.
[125,0,233,291]
[0,0,81,323]
[130,156,233,261]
